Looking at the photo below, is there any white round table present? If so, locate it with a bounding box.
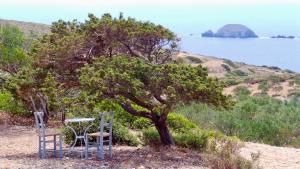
[65,118,95,157]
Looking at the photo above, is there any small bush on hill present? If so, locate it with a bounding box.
[223,59,238,68]
[226,70,248,77]
[185,56,202,63]
[221,64,231,72]
[233,86,251,98]
[294,75,300,85]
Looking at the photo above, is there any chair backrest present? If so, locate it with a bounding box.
[34,112,45,136]
[99,112,114,135]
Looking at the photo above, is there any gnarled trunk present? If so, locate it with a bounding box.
[154,119,175,146]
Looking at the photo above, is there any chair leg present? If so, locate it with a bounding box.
[96,136,100,155]
[59,134,63,159]
[42,136,46,159]
[54,135,57,158]
[85,135,89,159]
[109,136,112,159]
[99,137,104,160]
[38,136,42,158]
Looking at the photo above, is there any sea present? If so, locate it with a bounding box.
[180,36,300,73]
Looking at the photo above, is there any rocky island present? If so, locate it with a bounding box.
[202,24,258,38]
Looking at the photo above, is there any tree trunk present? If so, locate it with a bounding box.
[154,119,175,146]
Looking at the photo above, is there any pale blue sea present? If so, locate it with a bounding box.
[180,36,300,73]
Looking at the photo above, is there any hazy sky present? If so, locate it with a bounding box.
[0,0,299,36]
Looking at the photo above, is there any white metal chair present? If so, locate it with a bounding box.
[85,112,114,160]
[34,112,63,159]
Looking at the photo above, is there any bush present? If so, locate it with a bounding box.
[185,56,202,64]
[232,70,248,76]
[142,127,161,146]
[258,81,269,93]
[233,86,251,98]
[226,70,248,77]
[223,59,238,68]
[132,117,152,129]
[174,96,300,147]
[221,64,231,72]
[294,75,300,85]
[113,122,140,146]
[174,129,211,150]
[0,91,29,116]
[167,113,197,132]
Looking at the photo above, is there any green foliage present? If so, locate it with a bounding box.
[233,86,251,99]
[0,25,29,74]
[132,117,152,129]
[173,129,209,150]
[294,75,300,85]
[258,81,269,93]
[185,56,202,64]
[142,127,161,146]
[221,64,231,72]
[223,59,238,68]
[174,97,300,147]
[267,75,284,84]
[167,113,197,132]
[0,90,28,116]
[112,122,140,146]
[224,78,240,86]
[226,70,248,77]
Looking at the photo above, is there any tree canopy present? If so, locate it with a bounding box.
[79,56,232,145]
[31,13,179,86]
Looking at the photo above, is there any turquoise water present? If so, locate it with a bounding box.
[180,37,300,72]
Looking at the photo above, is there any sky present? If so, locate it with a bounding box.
[0,0,299,36]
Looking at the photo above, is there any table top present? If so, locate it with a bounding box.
[65,118,95,123]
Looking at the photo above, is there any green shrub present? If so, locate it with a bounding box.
[167,113,197,132]
[225,78,240,86]
[232,70,248,76]
[233,86,251,98]
[174,96,300,147]
[0,91,29,116]
[221,64,231,72]
[267,75,284,84]
[225,70,248,77]
[294,75,300,85]
[132,117,152,129]
[142,127,161,146]
[258,81,269,93]
[113,122,140,146]
[174,129,210,150]
[185,56,202,64]
[223,59,238,68]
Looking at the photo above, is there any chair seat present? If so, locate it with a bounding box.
[87,132,109,137]
[39,129,61,137]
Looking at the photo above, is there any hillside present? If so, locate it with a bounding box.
[0,19,50,36]
[177,52,300,101]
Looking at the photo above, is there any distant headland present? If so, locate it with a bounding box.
[202,24,258,38]
[271,35,295,39]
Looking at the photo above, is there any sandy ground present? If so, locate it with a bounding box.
[0,125,207,169]
[240,142,300,169]
[2,123,300,169]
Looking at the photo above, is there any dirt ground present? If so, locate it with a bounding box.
[240,142,300,169]
[0,125,208,169]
